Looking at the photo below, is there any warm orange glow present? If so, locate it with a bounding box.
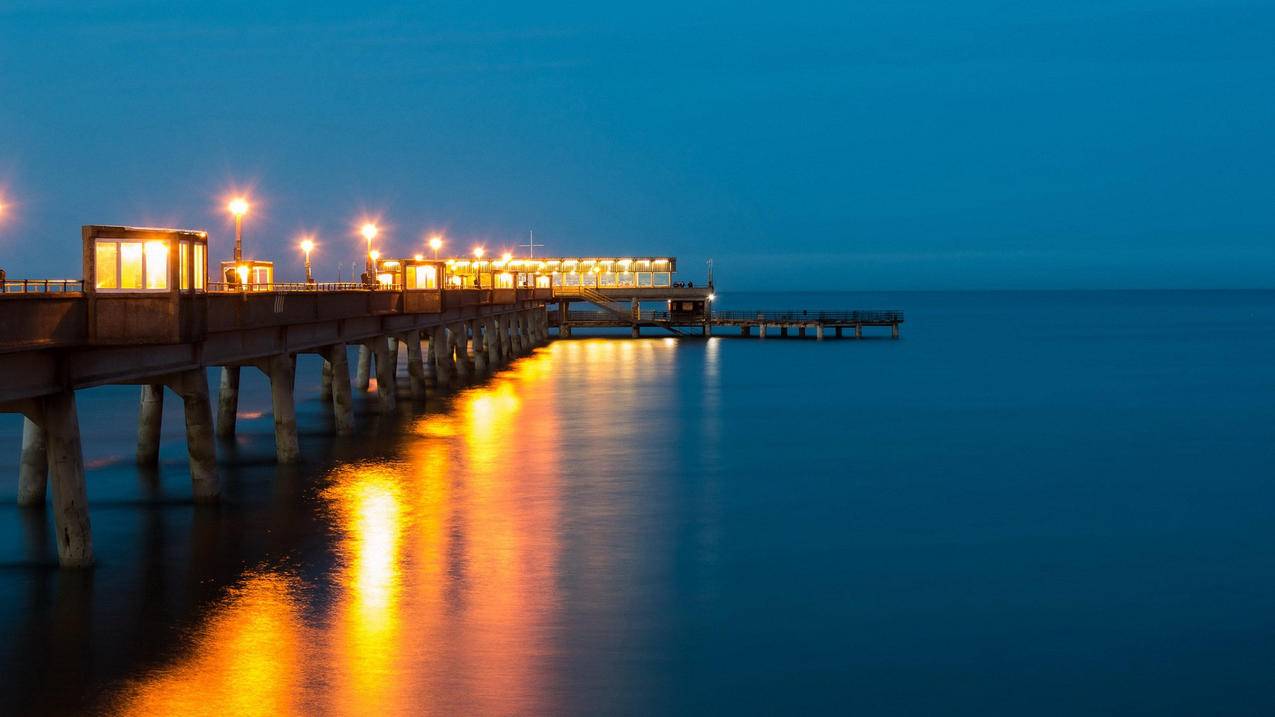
[235,264,250,284]
[300,238,315,254]
[361,223,379,241]
[428,236,443,251]
[227,197,249,217]
[413,253,424,260]
[472,246,485,258]
[501,251,512,263]
[369,249,380,261]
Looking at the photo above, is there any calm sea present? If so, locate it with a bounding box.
[0,290,1272,715]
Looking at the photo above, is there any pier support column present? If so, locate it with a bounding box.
[371,337,397,413]
[836,327,843,338]
[892,322,900,339]
[387,336,400,381]
[513,314,527,356]
[703,322,712,337]
[405,332,428,401]
[356,344,373,391]
[320,359,333,401]
[855,324,863,339]
[486,317,502,368]
[560,323,572,338]
[137,384,164,465]
[165,369,220,502]
[798,326,807,338]
[260,355,300,463]
[432,325,453,389]
[740,325,751,337]
[18,417,48,507]
[452,322,472,383]
[816,325,824,341]
[422,331,437,387]
[216,366,240,438]
[631,324,640,338]
[781,326,789,338]
[326,344,355,434]
[471,319,489,374]
[44,390,92,568]
[759,324,767,339]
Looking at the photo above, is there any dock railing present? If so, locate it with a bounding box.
[712,310,904,324]
[207,282,395,293]
[1,278,86,294]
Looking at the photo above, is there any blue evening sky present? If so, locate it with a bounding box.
[1,1,1271,289]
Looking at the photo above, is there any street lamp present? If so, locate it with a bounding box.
[472,246,485,259]
[429,235,443,259]
[361,223,379,273]
[300,238,316,284]
[228,197,249,261]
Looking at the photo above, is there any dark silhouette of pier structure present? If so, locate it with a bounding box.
[1,225,902,567]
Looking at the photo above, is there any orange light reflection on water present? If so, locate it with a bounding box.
[110,341,681,715]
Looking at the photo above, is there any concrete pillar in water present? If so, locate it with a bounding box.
[320,359,333,401]
[432,325,453,388]
[486,317,502,368]
[740,325,751,338]
[835,326,843,338]
[451,322,471,383]
[422,331,437,387]
[855,324,863,339]
[471,319,489,374]
[781,326,789,338]
[43,390,92,568]
[387,336,400,381]
[18,417,48,507]
[631,324,640,338]
[166,369,220,502]
[703,322,712,337]
[892,322,900,339]
[328,344,355,435]
[511,314,526,356]
[356,344,373,391]
[798,326,807,338]
[406,332,428,401]
[216,366,240,438]
[759,324,767,339]
[137,383,164,466]
[372,336,397,413]
[262,354,300,463]
[816,324,825,341]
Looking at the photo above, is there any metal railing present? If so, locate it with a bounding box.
[207,282,394,293]
[712,310,904,323]
[1,279,86,294]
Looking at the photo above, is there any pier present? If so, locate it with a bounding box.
[2,226,902,567]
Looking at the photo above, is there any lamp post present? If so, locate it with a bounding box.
[228,198,248,262]
[429,235,443,259]
[361,223,379,274]
[300,238,315,284]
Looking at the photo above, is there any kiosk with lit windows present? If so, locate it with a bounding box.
[377,257,446,312]
[518,257,675,290]
[84,225,208,344]
[217,259,274,291]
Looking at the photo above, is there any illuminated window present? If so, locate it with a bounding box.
[599,271,617,287]
[144,241,169,289]
[618,272,634,287]
[407,264,438,289]
[654,272,671,287]
[253,266,272,287]
[636,272,652,287]
[535,275,551,288]
[120,242,144,289]
[194,244,205,290]
[95,242,118,289]
[180,242,191,290]
[496,272,514,289]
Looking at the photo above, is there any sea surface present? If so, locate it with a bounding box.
[0,290,1272,715]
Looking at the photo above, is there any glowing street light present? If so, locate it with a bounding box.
[361,223,379,272]
[300,237,316,284]
[228,197,249,261]
[501,251,512,263]
[428,235,443,259]
[472,246,485,259]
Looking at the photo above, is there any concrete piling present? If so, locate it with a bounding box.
[406,332,428,401]
[43,390,92,568]
[471,319,489,374]
[18,417,48,507]
[759,324,767,339]
[371,337,397,413]
[137,383,164,465]
[855,324,863,339]
[328,344,355,435]
[451,322,471,384]
[264,354,300,462]
[816,324,824,340]
[356,344,373,391]
[485,317,501,368]
[432,325,453,388]
[320,359,333,400]
[216,366,240,438]
[167,369,220,502]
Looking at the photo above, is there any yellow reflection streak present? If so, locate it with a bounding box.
[113,572,308,717]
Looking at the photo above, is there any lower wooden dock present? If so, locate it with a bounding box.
[553,309,905,338]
